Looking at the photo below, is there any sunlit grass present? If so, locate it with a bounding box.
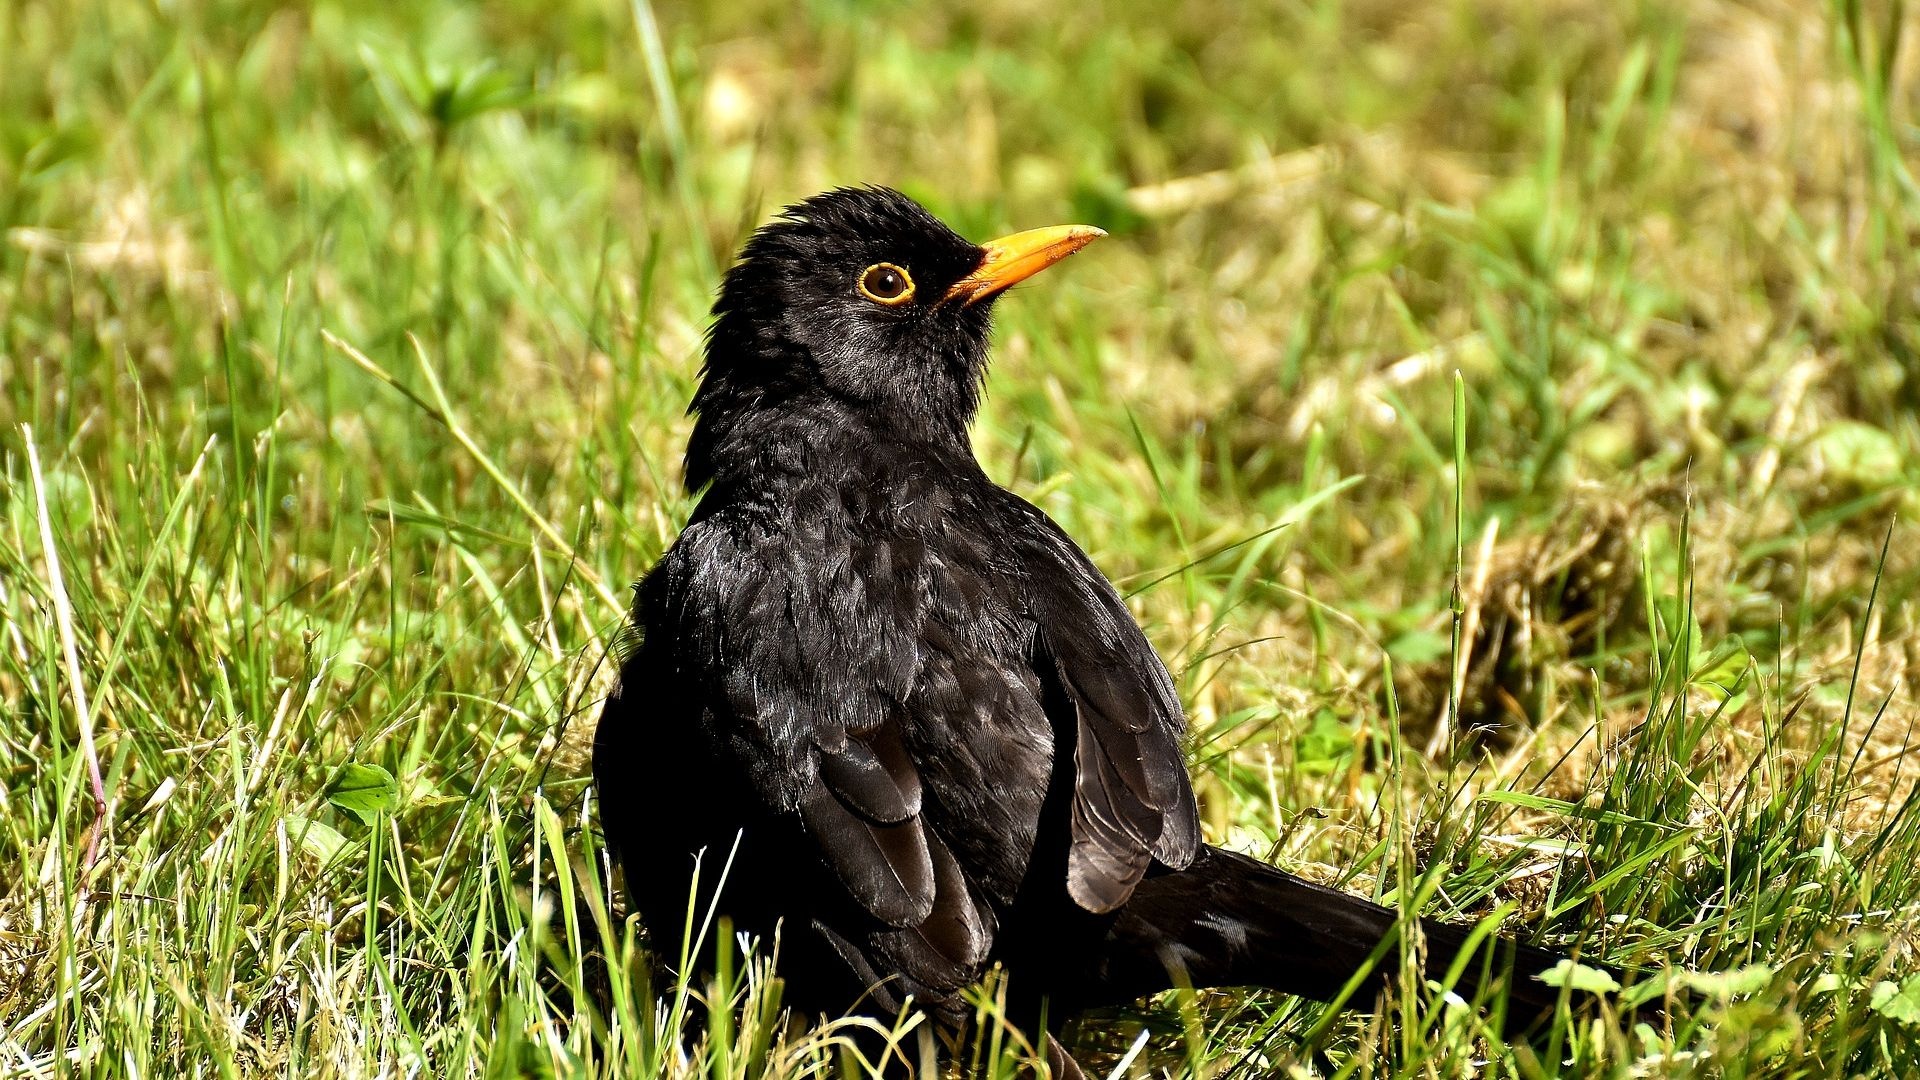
[2,0,1917,1076]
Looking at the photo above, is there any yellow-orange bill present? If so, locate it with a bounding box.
[944,224,1106,306]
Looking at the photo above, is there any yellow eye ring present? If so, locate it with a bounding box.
[857,263,915,305]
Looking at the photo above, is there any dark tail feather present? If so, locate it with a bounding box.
[1087,846,1603,1031]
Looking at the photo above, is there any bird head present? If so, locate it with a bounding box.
[687,187,1103,487]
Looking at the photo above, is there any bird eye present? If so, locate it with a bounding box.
[857,263,915,305]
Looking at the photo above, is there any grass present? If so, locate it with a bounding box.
[2,0,1918,1075]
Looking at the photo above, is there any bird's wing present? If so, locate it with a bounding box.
[1018,504,1203,913]
[645,517,994,979]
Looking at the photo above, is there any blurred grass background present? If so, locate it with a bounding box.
[2,0,1919,1075]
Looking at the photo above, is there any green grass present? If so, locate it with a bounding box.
[3,0,1918,1075]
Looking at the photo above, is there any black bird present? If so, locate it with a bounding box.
[595,187,1596,1076]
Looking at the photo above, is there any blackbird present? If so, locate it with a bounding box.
[595,187,1595,1076]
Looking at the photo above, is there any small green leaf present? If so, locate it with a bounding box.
[1870,975,1920,1025]
[286,814,351,866]
[1684,963,1775,998]
[1808,420,1904,491]
[1295,708,1353,774]
[326,762,399,826]
[1385,629,1451,667]
[1691,640,1751,703]
[1537,959,1620,994]
[1808,972,1852,995]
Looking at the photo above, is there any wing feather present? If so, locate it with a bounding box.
[797,775,936,927]
[1024,505,1204,912]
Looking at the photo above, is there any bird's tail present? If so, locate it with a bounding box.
[1086,845,1599,1031]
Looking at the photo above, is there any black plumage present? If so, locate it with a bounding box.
[594,187,1601,1074]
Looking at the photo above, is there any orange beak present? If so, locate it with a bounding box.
[943,224,1106,306]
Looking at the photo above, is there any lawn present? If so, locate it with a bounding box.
[2,0,1918,1076]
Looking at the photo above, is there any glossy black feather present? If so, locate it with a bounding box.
[593,188,1614,1074]
[1084,847,1589,1033]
